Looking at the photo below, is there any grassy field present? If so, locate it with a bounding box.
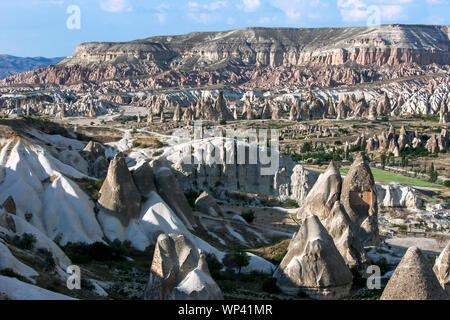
[339,167,443,189]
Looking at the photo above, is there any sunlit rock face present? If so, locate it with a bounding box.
[341,153,379,247]
[274,215,353,300]
[142,234,223,300]
[381,247,448,300]
[3,25,449,89]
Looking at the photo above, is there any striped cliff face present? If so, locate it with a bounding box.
[2,25,449,89]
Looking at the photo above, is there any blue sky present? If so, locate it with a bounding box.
[0,0,449,57]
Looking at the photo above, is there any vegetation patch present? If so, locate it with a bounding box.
[62,240,130,264]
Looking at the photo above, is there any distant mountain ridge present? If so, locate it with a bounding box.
[1,25,449,89]
[0,55,64,79]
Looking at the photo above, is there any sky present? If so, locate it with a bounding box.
[0,0,449,57]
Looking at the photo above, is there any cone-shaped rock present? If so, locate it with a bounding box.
[173,105,182,122]
[98,153,142,224]
[2,196,16,215]
[214,92,233,121]
[261,102,272,119]
[274,215,353,299]
[194,191,223,217]
[341,153,379,246]
[381,247,448,300]
[322,202,368,269]
[132,162,156,198]
[93,156,109,178]
[297,161,342,220]
[155,168,196,230]
[142,234,223,300]
[433,242,450,296]
[81,141,105,162]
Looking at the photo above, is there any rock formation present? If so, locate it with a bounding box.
[290,165,320,206]
[2,196,16,215]
[274,215,353,299]
[341,153,379,246]
[296,161,368,268]
[160,137,317,205]
[376,183,422,209]
[194,191,223,217]
[81,141,105,161]
[321,202,368,269]
[261,102,272,119]
[132,162,156,198]
[440,100,449,124]
[5,25,450,90]
[147,110,153,123]
[381,247,448,300]
[97,153,142,225]
[426,129,450,154]
[182,105,195,122]
[233,108,239,120]
[155,168,197,230]
[242,101,254,120]
[214,91,233,121]
[433,242,450,296]
[173,105,182,122]
[297,161,342,221]
[142,234,223,300]
[377,92,391,116]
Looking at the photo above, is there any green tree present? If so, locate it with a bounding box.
[223,250,250,274]
[429,162,438,183]
[241,210,255,224]
[301,142,313,153]
[380,153,387,170]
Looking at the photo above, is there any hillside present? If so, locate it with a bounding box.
[0,55,64,79]
[2,25,449,89]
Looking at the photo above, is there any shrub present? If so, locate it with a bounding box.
[205,253,224,279]
[262,277,280,294]
[37,248,56,272]
[0,268,27,282]
[444,180,450,188]
[272,249,288,265]
[376,260,392,276]
[109,239,130,256]
[81,278,95,291]
[85,178,105,201]
[13,233,36,250]
[185,190,200,208]
[350,267,366,288]
[285,199,299,209]
[63,240,128,263]
[153,150,163,157]
[241,210,255,224]
[219,119,227,125]
[223,250,250,274]
[300,142,313,153]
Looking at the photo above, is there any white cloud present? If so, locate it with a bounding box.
[241,0,261,12]
[99,0,131,13]
[156,12,167,24]
[337,0,369,22]
[187,1,228,11]
[185,1,228,24]
[188,12,216,24]
[205,1,228,10]
[337,0,408,23]
[271,0,321,22]
[227,17,235,25]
